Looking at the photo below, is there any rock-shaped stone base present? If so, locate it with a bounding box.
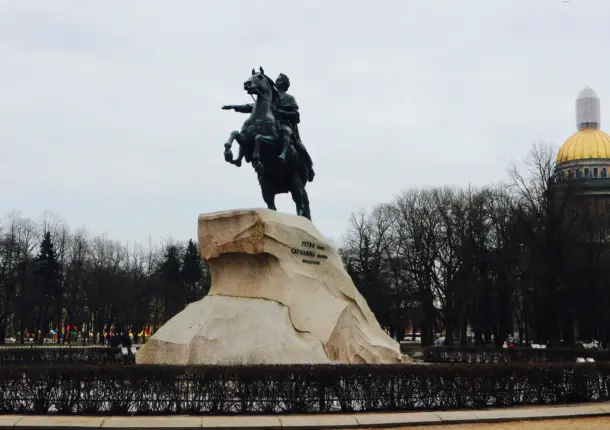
[136,209,408,365]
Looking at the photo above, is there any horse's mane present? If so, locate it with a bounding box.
[261,73,279,107]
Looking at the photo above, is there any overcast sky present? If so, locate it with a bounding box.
[2,0,610,246]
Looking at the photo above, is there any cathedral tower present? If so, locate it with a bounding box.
[556,87,610,195]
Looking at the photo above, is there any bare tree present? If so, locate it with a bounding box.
[341,206,395,334]
[391,189,441,346]
[0,212,39,343]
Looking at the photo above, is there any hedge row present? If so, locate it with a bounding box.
[3,346,605,366]
[423,346,610,363]
[0,347,134,365]
[0,362,609,415]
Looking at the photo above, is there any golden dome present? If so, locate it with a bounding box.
[556,128,610,163]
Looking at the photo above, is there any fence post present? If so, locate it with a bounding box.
[318,381,326,412]
[176,377,182,414]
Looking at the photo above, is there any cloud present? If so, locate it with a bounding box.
[2,0,610,245]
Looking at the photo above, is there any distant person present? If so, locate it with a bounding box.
[122,332,132,347]
[110,333,120,348]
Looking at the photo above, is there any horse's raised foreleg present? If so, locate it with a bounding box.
[252,134,273,161]
[231,133,247,167]
[223,130,240,164]
[252,134,274,178]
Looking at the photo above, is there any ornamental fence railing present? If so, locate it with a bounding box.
[423,346,610,363]
[0,347,135,365]
[0,363,609,415]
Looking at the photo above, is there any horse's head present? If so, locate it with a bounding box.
[244,67,277,101]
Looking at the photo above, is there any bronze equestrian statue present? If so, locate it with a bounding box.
[222,67,315,220]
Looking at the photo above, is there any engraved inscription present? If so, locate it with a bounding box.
[302,259,320,265]
[291,248,316,257]
[292,241,328,264]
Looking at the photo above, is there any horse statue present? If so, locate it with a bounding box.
[221,67,312,220]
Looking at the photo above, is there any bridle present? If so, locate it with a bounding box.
[249,75,279,114]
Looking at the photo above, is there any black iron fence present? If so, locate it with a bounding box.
[424,346,610,363]
[0,347,134,365]
[0,363,609,415]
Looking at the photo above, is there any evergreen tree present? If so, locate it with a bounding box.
[181,239,210,303]
[158,243,184,321]
[35,231,61,341]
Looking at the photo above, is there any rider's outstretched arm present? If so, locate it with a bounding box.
[233,104,254,113]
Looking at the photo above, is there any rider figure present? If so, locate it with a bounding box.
[274,74,315,182]
[221,73,315,182]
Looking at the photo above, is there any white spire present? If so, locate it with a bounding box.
[576,86,600,130]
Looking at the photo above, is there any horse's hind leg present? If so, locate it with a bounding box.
[253,134,273,178]
[289,175,306,218]
[301,188,311,221]
[261,180,277,211]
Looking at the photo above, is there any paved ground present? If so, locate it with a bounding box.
[2,403,610,428]
[401,416,610,429]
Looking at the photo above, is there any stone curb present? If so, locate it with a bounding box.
[0,402,609,429]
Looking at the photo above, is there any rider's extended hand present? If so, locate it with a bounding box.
[221,105,234,110]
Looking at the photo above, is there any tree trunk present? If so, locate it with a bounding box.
[562,314,575,345]
[460,319,467,346]
[420,292,435,346]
